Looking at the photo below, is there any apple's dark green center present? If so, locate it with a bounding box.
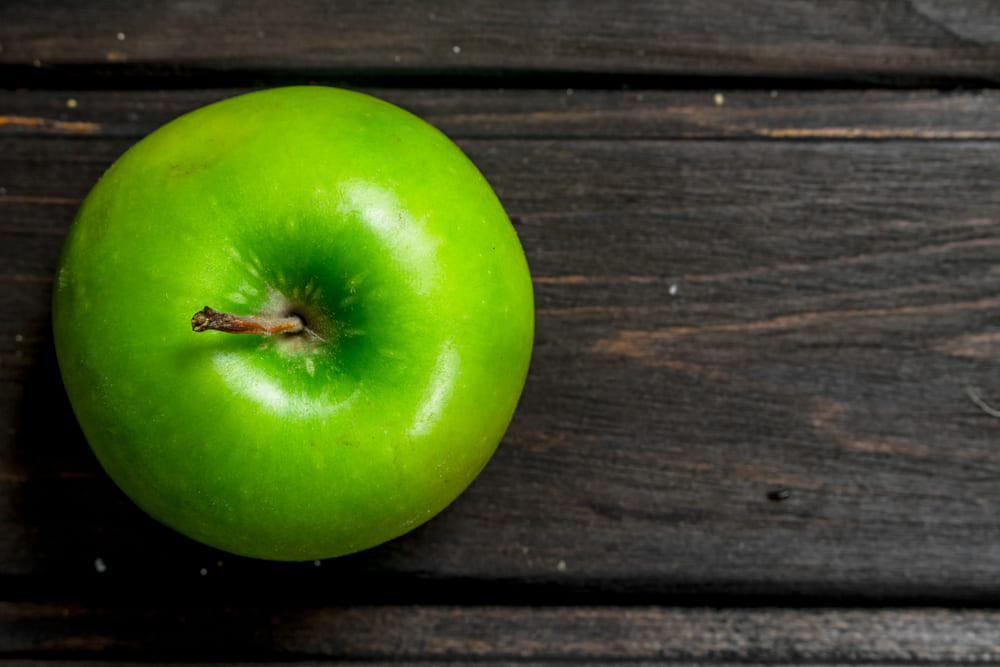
[287,301,331,342]
[287,309,309,328]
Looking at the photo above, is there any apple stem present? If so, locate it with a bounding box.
[191,306,304,336]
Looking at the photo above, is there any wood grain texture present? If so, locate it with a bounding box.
[0,664,984,667]
[4,604,1000,662]
[2,1,1000,84]
[2,89,1000,604]
[5,88,1000,141]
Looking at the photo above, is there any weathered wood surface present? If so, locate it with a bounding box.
[3,1,1000,84]
[5,88,1000,140]
[3,89,1000,606]
[6,1,1000,662]
[6,604,1000,662]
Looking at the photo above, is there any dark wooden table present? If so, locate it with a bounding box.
[5,1,1000,663]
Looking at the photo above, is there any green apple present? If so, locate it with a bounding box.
[52,86,533,561]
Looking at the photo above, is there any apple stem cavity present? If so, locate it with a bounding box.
[191,306,304,336]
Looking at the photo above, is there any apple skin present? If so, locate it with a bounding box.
[52,86,533,561]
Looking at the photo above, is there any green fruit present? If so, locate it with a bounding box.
[52,86,533,561]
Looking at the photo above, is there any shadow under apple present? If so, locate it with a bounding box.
[5,305,476,602]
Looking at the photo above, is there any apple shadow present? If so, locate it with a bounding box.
[6,316,453,602]
[8,329,180,576]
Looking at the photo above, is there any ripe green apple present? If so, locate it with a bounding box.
[52,86,533,561]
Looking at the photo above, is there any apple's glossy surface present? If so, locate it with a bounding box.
[52,86,533,561]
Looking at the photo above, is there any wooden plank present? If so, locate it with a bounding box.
[4,664,933,667]
[3,605,1000,662]
[2,1,1000,83]
[4,88,1000,141]
[0,664,983,667]
[3,90,1000,601]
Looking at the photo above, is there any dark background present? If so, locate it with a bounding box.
[4,1,1000,662]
